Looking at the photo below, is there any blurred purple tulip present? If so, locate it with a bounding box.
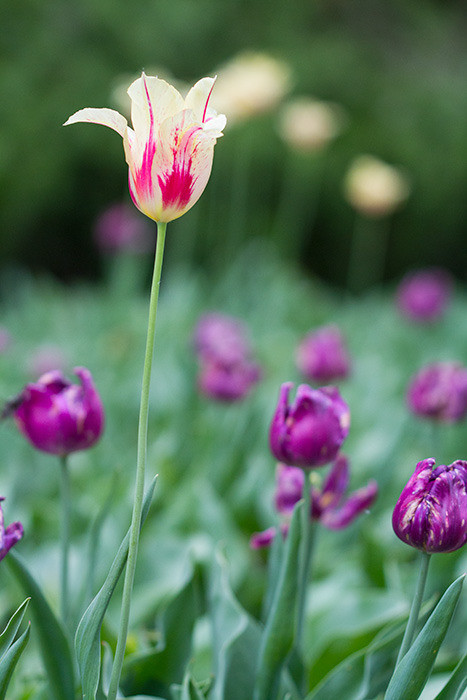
[194,313,262,402]
[0,498,23,562]
[296,325,351,383]
[9,367,105,456]
[392,458,467,553]
[193,313,251,365]
[269,382,350,468]
[94,202,153,255]
[198,357,262,402]
[407,362,467,423]
[396,269,451,323]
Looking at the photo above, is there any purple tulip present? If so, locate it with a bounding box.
[0,498,23,562]
[274,463,305,516]
[94,202,153,254]
[269,383,350,468]
[10,367,105,456]
[296,325,351,383]
[197,357,262,402]
[193,313,251,366]
[274,457,377,529]
[392,459,467,553]
[407,362,467,423]
[396,269,451,323]
[313,455,378,530]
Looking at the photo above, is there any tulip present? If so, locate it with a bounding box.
[407,362,467,423]
[0,498,23,562]
[94,202,153,254]
[392,458,467,553]
[278,97,344,152]
[197,356,262,402]
[269,382,350,468]
[396,268,452,323]
[9,367,104,456]
[296,325,351,383]
[193,313,251,365]
[275,458,377,528]
[64,73,226,223]
[344,155,410,218]
[212,52,290,125]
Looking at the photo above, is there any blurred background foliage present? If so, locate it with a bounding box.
[2,0,467,285]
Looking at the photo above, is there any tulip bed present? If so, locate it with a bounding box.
[0,239,465,699]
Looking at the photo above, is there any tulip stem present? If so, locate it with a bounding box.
[108,221,167,700]
[396,551,431,666]
[59,454,70,626]
[296,473,316,655]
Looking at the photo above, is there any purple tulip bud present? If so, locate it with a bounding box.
[193,313,251,365]
[296,325,351,383]
[392,459,467,553]
[197,357,262,402]
[94,202,153,254]
[269,383,350,468]
[274,464,305,515]
[396,268,451,323]
[10,367,105,456]
[407,362,467,423]
[0,498,23,562]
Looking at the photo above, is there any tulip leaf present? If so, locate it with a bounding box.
[0,597,30,662]
[0,622,30,699]
[6,551,76,700]
[75,475,157,700]
[209,548,262,700]
[433,652,467,700]
[170,671,207,700]
[254,501,302,700]
[120,557,198,696]
[384,574,465,700]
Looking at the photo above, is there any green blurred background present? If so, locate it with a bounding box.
[2,0,467,286]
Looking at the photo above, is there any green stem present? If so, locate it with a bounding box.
[107,221,167,700]
[396,551,431,665]
[346,215,389,295]
[60,454,70,626]
[296,473,316,655]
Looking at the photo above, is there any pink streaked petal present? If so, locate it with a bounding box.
[128,73,184,136]
[184,77,217,122]
[152,111,217,221]
[63,108,127,137]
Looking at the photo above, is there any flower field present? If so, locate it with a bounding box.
[0,236,465,698]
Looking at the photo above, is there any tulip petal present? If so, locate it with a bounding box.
[127,73,184,137]
[184,77,216,122]
[321,480,378,530]
[63,108,127,137]
[153,110,217,222]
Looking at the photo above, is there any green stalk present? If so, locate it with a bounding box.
[107,221,167,700]
[59,455,71,626]
[295,473,316,655]
[396,551,431,666]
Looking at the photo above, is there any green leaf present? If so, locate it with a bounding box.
[209,548,262,700]
[0,597,30,662]
[384,574,465,700]
[6,551,76,700]
[75,475,157,700]
[254,501,302,700]
[121,558,198,697]
[170,671,206,700]
[434,652,467,700]
[0,622,31,699]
